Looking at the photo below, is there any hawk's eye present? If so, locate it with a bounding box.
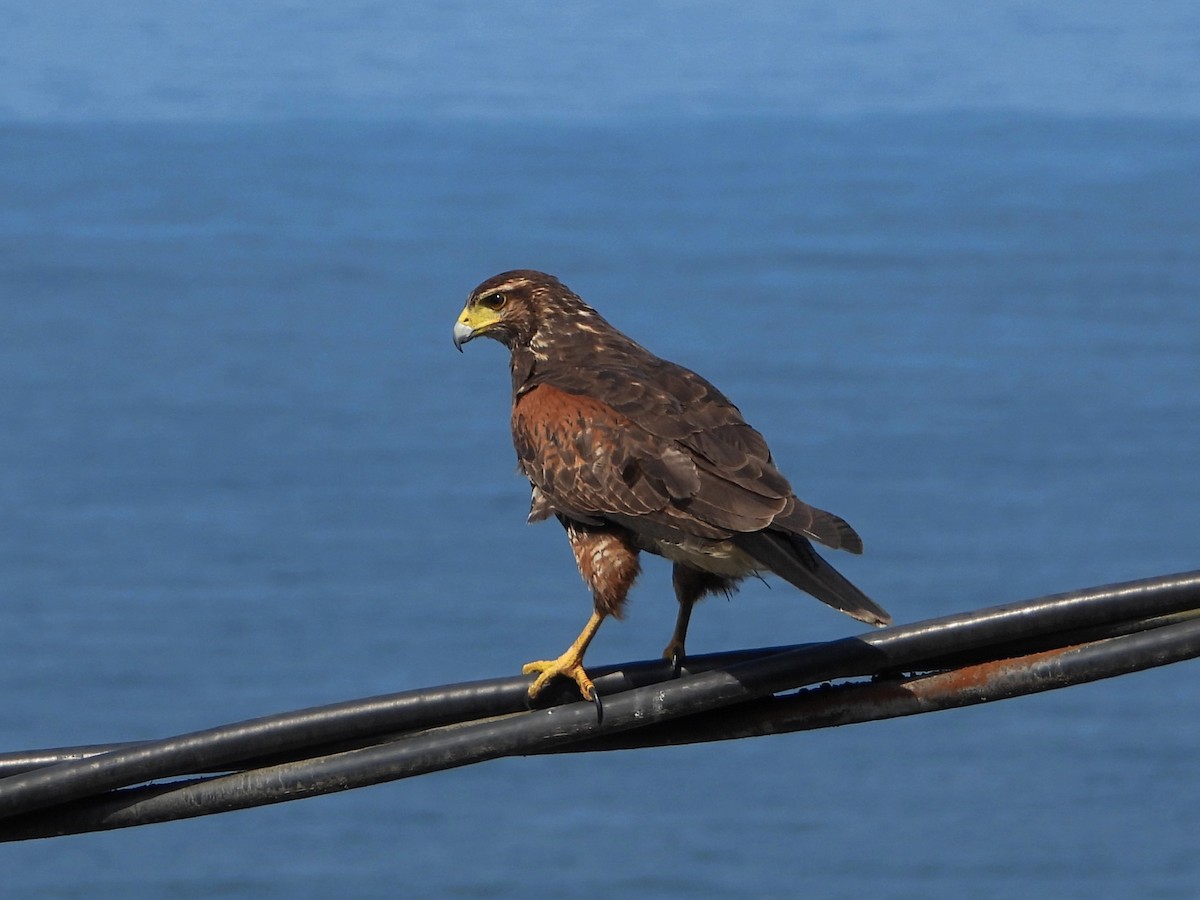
[479,292,506,311]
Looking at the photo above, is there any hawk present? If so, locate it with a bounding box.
[453,270,890,708]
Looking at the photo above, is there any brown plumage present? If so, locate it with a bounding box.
[453,269,890,704]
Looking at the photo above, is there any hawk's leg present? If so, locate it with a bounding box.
[524,519,641,711]
[523,609,606,702]
[662,594,695,676]
[664,564,738,675]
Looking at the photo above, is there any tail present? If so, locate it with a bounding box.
[732,530,892,626]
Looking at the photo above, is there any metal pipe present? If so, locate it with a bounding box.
[0,569,1197,841]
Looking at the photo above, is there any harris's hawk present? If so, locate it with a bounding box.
[453,270,890,706]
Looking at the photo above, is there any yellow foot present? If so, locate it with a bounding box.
[523,655,596,701]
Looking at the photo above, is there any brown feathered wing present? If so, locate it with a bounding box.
[513,332,890,627]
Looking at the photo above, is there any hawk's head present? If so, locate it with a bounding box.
[453,269,590,352]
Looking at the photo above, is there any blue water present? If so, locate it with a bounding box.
[4,2,1200,121]
[3,4,1200,898]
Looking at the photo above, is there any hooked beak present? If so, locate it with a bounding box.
[452,319,475,352]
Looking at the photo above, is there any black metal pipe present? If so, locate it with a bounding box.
[0,569,1197,841]
[0,647,776,799]
[558,614,1200,750]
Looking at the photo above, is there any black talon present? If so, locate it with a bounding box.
[670,650,685,678]
[590,690,604,724]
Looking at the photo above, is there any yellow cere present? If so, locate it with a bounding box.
[458,304,503,332]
